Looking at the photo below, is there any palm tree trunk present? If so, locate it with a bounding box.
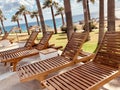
[1,20,6,33]
[36,0,46,35]
[64,0,74,40]
[61,13,65,26]
[23,14,30,35]
[107,0,115,31]
[36,15,40,26]
[36,15,41,32]
[94,0,105,53]
[17,20,22,33]
[51,6,57,34]
[87,0,92,32]
[83,0,89,32]
[98,0,104,44]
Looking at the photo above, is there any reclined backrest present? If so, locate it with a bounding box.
[24,31,39,47]
[36,31,53,50]
[61,32,88,61]
[94,31,120,69]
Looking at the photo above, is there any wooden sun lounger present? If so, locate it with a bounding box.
[33,31,54,50]
[16,32,89,82]
[0,31,39,56]
[24,31,39,47]
[0,31,39,66]
[0,49,39,71]
[42,31,120,90]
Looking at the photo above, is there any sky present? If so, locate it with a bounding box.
[0,0,99,26]
[0,0,120,26]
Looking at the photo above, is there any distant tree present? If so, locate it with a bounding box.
[16,5,30,35]
[64,0,74,40]
[55,6,65,26]
[36,0,46,35]
[0,9,6,33]
[82,0,89,32]
[107,0,115,31]
[11,15,22,33]
[43,0,58,34]
[30,11,41,32]
[30,11,40,26]
[77,0,95,32]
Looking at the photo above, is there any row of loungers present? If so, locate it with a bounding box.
[1,31,118,90]
[17,32,90,83]
[0,31,53,71]
[42,31,120,90]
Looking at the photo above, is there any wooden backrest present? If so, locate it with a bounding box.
[35,31,53,50]
[24,31,39,47]
[94,31,120,69]
[61,32,88,61]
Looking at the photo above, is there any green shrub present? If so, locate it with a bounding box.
[82,22,97,31]
[61,25,77,33]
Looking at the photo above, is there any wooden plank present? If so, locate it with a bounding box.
[62,72,88,89]
[55,76,75,90]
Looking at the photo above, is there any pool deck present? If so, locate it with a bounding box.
[0,42,120,90]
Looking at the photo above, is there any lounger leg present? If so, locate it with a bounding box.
[37,75,48,88]
[37,76,46,81]
[13,62,18,71]
[10,63,13,66]
[4,62,7,66]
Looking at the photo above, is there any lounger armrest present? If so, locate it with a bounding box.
[80,51,94,56]
[51,46,63,50]
[48,44,55,47]
[76,51,95,63]
[48,44,63,50]
[32,42,39,47]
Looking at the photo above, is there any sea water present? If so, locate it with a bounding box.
[5,12,98,32]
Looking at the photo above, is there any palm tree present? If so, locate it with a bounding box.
[107,0,115,31]
[82,0,89,32]
[36,0,46,35]
[16,5,30,35]
[11,15,22,33]
[0,9,6,33]
[55,6,65,26]
[30,11,41,32]
[30,11,40,26]
[98,0,104,44]
[64,0,74,40]
[94,0,104,53]
[77,0,95,32]
[43,0,58,34]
